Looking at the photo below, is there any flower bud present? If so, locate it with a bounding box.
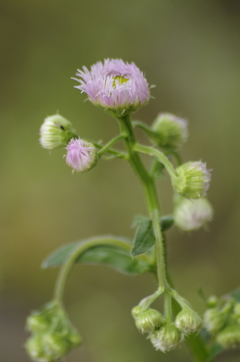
[40,115,77,150]
[175,309,202,334]
[26,313,50,334]
[43,333,71,359]
[66,138,98,172]
[174,196,213,231]
[207,295,218,308]
[135,309,165,334]
[131,306,143,319]
[203,308,225,334]
[173,162,211,199]
[150,323,183,353]
[25,336,47,361]
[152,113,188,149]
[216,325,240,349]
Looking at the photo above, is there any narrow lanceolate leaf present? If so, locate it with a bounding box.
[42,237,151,275]
[131,218,155,257]
[131,215,175,257]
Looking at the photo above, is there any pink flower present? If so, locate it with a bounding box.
[66,139,98,172]
[73,59,150,114]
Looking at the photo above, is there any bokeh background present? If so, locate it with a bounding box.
[1,0,240,361]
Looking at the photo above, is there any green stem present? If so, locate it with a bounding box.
[53,237,142,303]
[98,134,125,157]
[164,290,172,323]
[132,120,160,140]
[133,143,177,181]
[152,209,167,290]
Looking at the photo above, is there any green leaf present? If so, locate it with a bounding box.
[42,238,151,275]
[131,218,155,257]
[160,215,174,231]
[131,215,174,257]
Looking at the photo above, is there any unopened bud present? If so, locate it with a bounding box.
[40,115,77,150]
[25,336,46,361]
[207,295,218,308]
[173,162,211,199]
[203,308,225,334]
[135,309,165,334]
[150,323,183,353]
[66,138,98,172]
[43,333,71,360]
[152,113,188,149]
[26,313,50,334]
[175,309,202,334]
[216,325,240,349]
[174,196,213,231]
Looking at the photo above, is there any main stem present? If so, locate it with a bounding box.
[117,114,167,290]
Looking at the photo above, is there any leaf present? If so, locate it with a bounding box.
[131,215,175,257]
[160,215,174,231]
[131,218,155,257]
[42,238,151,275]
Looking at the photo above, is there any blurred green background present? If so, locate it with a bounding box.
[1,0,240,361]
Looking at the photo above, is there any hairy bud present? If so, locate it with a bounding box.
[175,309,202,334]
[40,115,77,150]
[150,323,183,353]
[173,162,211,199]
[174,196,213,231]
[66,138,98,172]
[152,113,188,149]
[216,325,240,349]
[203,308,226,334]
[135,309,165,334]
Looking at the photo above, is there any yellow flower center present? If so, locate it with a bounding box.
[112,76,128,88]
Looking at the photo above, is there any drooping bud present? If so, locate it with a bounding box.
[25,336,46,361]
[66,138,98,172]
[173,162,211,199]
[135,309,165,334]
[175,309,202,334]
[152,113,188,149]
[216,325,240,349]
[207,295,218,308]
[150,323,183,353]
[203,308,226,334]
[25,301,82,362]
[174,196,213,231]
[40,115,77,150]
[43,333,71,360]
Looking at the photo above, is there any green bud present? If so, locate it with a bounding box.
[216,325,240,349]
[207,295,218,308]
[26,313,50,334]
[43,333,71,359]
[152,113,188,149]
[39,115,77,150]
[150,323,183,352]
[68,332,82,347]
[131,306,143,319]
[135,309,165,334]
[25,336,50,362]
[175,309,202,334]
[203,308,226,334]
[173,162,211,199]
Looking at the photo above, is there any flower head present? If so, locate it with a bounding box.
[152,113,188,149]
[173,162,211,199]
[175,309,202,334]
[66,138,98,172]
[73,59,150,116]
[134,309,165,334]
[150,323,183,353]
[174,196,213,231]
[40,115,77,150]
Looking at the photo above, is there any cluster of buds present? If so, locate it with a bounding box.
[132,304,201,353]
[25,301,82,362]
[203,296,240,350]
[174,194,213,231]
[39,115,98,173]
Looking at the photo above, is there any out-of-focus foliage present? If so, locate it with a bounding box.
[1,0,240,361]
